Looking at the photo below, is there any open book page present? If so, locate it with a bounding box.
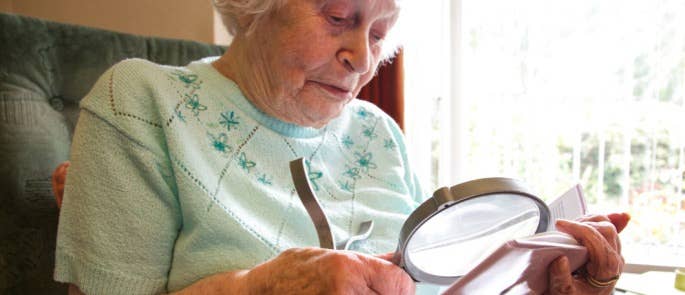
[546,184,587,230]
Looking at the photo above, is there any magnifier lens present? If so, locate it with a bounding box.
[405,193,541,278]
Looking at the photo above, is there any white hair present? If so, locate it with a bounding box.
[212,0,285,36]
[212,0,403,60]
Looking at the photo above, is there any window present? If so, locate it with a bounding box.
[403,0,685,269]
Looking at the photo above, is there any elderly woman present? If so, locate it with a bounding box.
[54,0,628,294]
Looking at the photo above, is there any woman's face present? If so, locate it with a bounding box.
[238,0,399,128]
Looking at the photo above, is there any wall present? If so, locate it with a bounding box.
[213,10,232,45]
[0,0,11,12]
[0,0,231,45]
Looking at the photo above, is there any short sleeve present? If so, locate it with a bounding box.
[54,108,181,295]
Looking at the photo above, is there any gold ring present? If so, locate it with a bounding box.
[586,274,620,288]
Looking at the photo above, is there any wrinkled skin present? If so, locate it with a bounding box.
[245,247,415,294]
[213,0,399,128]
[547,212,630,295]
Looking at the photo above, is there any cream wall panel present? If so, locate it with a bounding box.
[0,0,13,12]
[6,0,218,43]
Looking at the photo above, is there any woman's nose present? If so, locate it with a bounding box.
[338,30,371,74]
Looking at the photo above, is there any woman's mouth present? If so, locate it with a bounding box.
[309,81,352,99]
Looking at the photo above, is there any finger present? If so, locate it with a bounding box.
[570,215,622,254]
[576,214,610,223]
[374,252,393,261]
[367,266,414,295]
[374,252,399,265]
[556,220,623,280]
[557,219,618,251]
[556,219,610,254]
[577,213,630,234]
[363,255,414,295]
[596,220,621,254]
[580,221,619,252]
[51,170,60,193]
[52,163,69,208]
[350,280,379,295]
[57,161,70,175]
[548,256,575,295]
[607,212,630,233]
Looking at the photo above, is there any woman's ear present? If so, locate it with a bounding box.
[236,14,256,34]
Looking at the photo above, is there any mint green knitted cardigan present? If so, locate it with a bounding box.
[54,57,428,294]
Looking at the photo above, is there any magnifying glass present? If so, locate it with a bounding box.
[289,158,550,286]
[394,177,550,285]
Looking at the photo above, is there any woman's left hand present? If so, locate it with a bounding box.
[51,161,70,208]
[547,212,630,295]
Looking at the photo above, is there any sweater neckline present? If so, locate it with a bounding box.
[189,57,326,139]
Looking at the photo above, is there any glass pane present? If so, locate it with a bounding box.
[455,0,685,266]
[406,194,540,277]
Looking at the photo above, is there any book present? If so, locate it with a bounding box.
[440,184,590,294]
[547,184,588,230]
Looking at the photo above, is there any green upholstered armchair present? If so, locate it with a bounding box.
[0,13,224,294]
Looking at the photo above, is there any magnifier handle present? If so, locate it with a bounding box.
[290,158,336,250]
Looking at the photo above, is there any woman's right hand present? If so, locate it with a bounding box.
[243,247,415,294]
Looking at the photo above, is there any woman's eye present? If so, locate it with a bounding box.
[327,15,348,26]
[371,33,385,43]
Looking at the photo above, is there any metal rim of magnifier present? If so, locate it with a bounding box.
[395,177,550,285]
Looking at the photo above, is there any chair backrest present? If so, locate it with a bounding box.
[0,12,225,294]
